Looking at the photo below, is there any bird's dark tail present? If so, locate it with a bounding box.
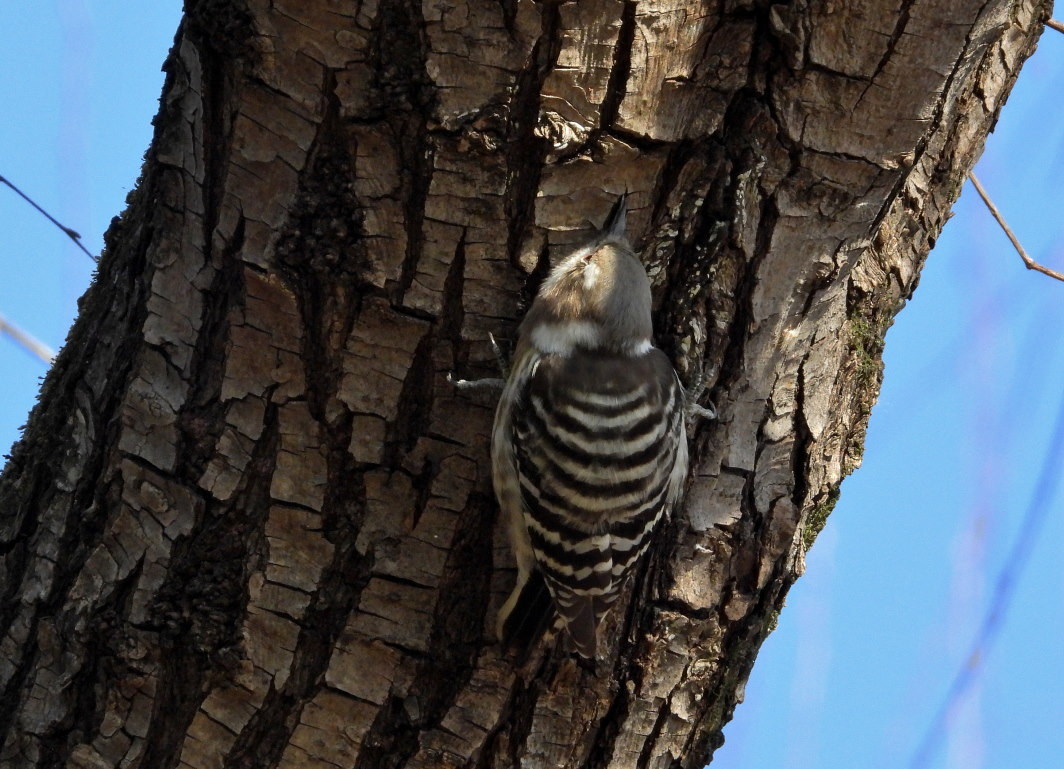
[499,569,556,660]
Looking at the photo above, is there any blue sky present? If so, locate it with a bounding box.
[1,5,1062,769]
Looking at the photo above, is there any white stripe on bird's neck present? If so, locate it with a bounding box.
[530,321,652,357]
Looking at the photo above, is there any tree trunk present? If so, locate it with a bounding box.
[0,1,1048,767]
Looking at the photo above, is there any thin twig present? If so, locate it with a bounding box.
[1047,18,1064,34]
[0,173,97,262]
[909,389,1064,769]
[0,312,55,364]
[969,172,1064,282]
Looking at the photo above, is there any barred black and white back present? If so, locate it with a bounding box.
[492,195,689,659]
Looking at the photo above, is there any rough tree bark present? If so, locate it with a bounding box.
[0,0,1049,767]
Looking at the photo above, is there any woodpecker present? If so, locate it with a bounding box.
[491,194,690,659]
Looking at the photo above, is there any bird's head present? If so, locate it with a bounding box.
[521,195,653,356]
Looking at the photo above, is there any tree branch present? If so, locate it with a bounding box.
[0,173,97,262]
[0,312,55,364]
[969,172,1064,282]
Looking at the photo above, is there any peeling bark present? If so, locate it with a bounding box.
[0,1,1049,768]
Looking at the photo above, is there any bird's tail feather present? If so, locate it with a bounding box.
[499,569,556,659]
